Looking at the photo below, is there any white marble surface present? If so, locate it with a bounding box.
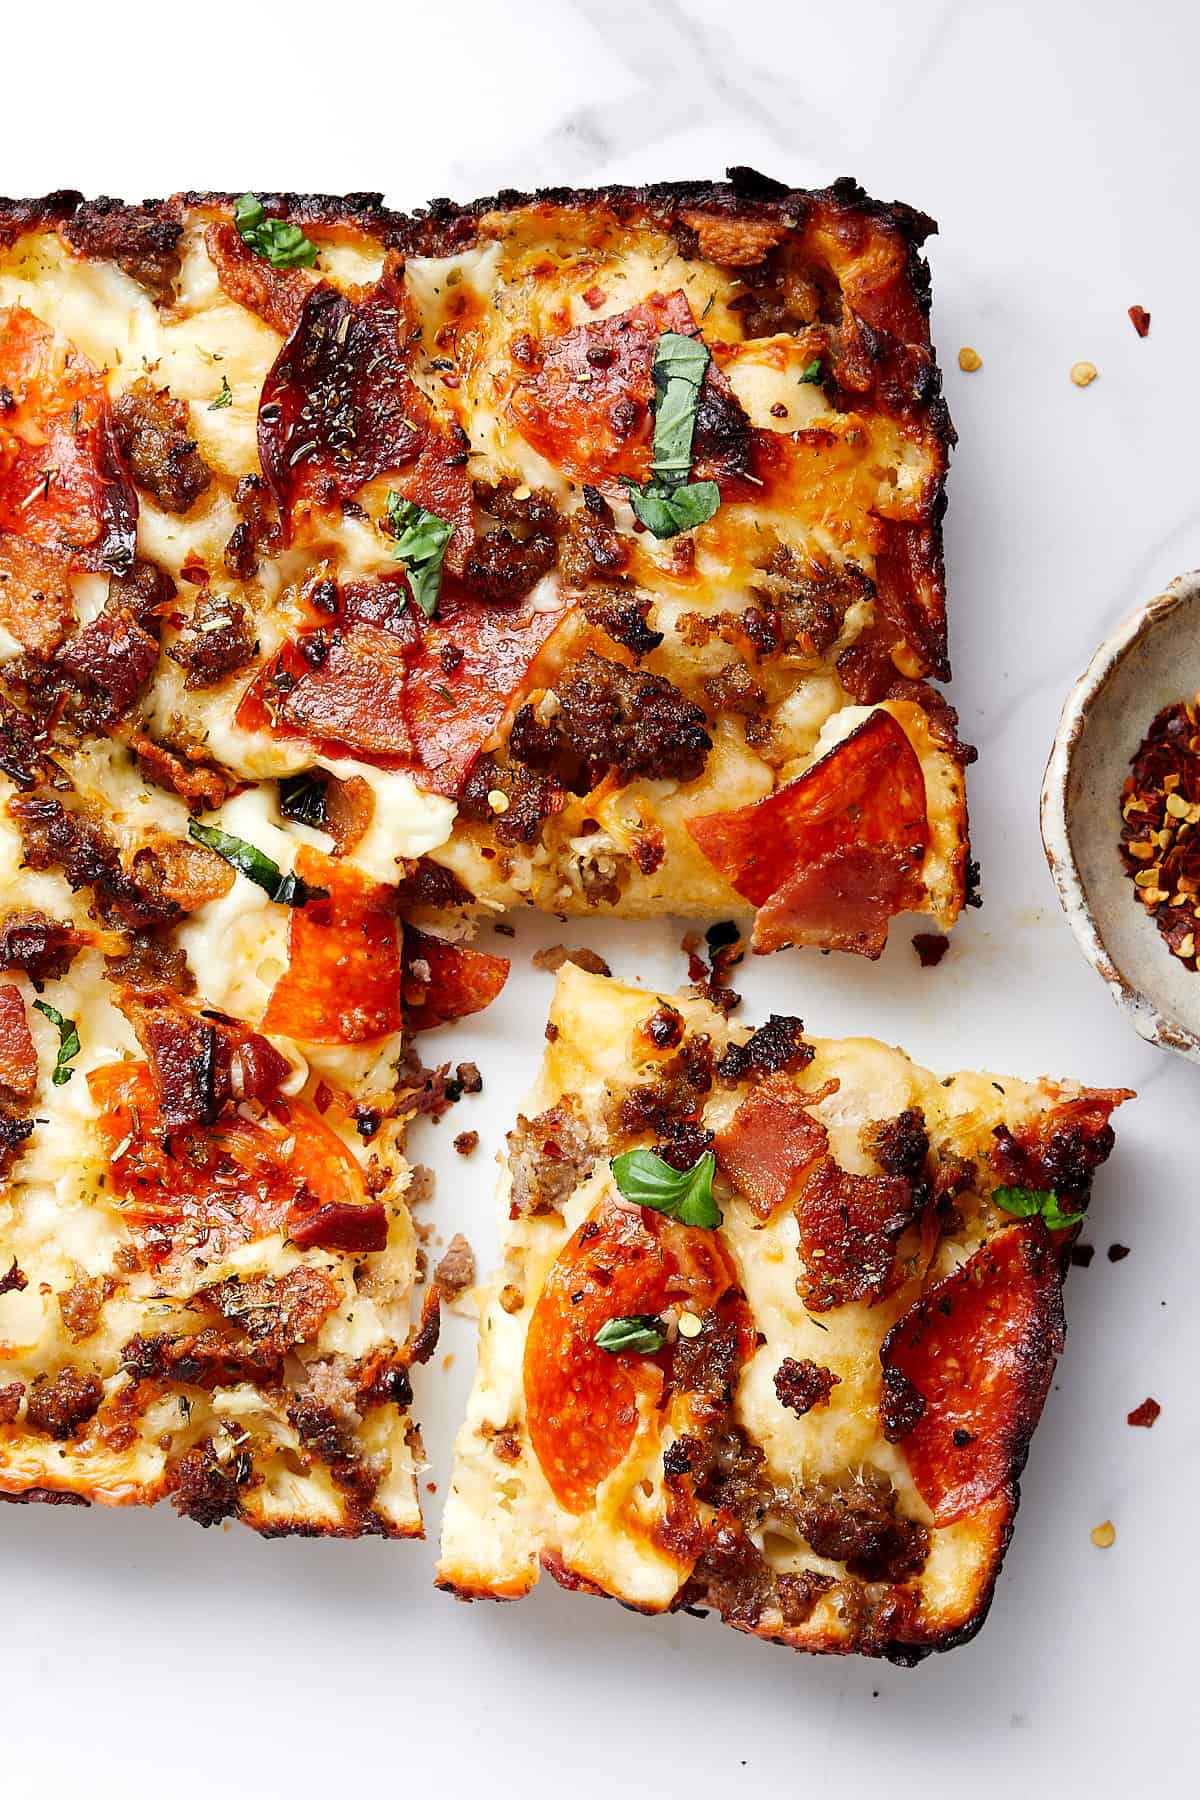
[2,2,1196,1793]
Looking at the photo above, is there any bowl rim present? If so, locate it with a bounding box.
[1040,568,1200,1063]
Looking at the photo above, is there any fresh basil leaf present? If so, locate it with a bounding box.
[233,192,319,271]
[188,819,328,907]
[33,1000,80,1087]
[208,375,233,412]
[610,1147,721,1228]
[992,1185,1085,1230]
[627,479,720,540]
[799,358,823,384]
[649,330,710,484]
[278,771,329,831]
[385,492,454,619]
[594,1314,667,1355]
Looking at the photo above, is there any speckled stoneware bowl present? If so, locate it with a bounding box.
[1042,570,1200,1062]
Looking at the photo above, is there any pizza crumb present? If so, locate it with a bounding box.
[453,1130,479,1157]
[1127,1397,1160,1428]
[1091,1520,1116,1548]
[1070,1243,1095,1268]
[912,932,949,967]
[957,346,982,372]
[531,943,612,977]
[1107,1242,1131,1262]
[434,1233,476,1304]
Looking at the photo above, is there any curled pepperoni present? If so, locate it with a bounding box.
[0,305,137,572]
[508,290,752,492]
[400,925,509,1033]
[879,1220,1066,1526]
[687,708,929,957]
[261,846,403,1045]
[258,269,473,562]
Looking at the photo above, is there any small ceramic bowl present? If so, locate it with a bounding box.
[1041,569,1200,1062]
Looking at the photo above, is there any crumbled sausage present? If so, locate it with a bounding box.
[24,1367,103,1439]
[112,379,212,514]
[513,651,710,791]
[434,1233,476,1303]
[864,1109,929,1179]
[582,588,663,658]
[754,548,872,657]
[62,200,182,306]
[774,1357,841,1416]
[169,593,256,688]
[507,1098,594,1216]
[453,1130,479,1157]
[223,475,279,580]
[170,1444,244,1527]
[791,1470,930,1583]
[58,1275,116,1342]
[0,1383,24,1424]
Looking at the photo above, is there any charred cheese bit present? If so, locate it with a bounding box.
[438,968,1131,1659]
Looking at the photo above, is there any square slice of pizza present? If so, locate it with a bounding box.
[0,170,964,960]
[438,967,1131,1660]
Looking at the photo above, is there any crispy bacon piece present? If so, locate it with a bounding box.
[56,608,159,712]
[879,1220,1065,1526]
[714,1071,829,1219]
[0,305,136,572]
[687,708,928,957]
[400,926,509,1033]
[523,1198,745,1514]
[258,269,473,561]
[245,578,573,795]
[0,536,75,657]
[794,1156,917,1310]
[261,846,402,1045]
[287,1198,388,1253]
[508,290,752,492]
[0,982,37,1099]
[205,220,316,338]
[0,910,80,985]
[114,985,291,1129]
[89,1059,371,1265]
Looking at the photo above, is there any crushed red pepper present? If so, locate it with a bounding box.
[1119,698,1200,970]
[1128,305,1151,338]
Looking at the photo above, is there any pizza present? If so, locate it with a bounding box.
[438,966,1131,1660]
[0,170,964,962]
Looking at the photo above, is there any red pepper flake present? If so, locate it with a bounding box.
[1128,305,1151,338]
[912,932,949,968]
[1118,697,1200,971]
[1127,1397,1161,1428]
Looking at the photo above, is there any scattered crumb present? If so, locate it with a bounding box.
[406,1164,435,1207]
[414,1246,428,1284]
[1091,1520,1116,1549]
[455,1061,482,1095]
[1128,304,1151,338]
[1127,1397,1161,1428]
[957,346,982,372]
[1070,360,1098,387]
[912,932,949,968]
[531,943,612,977]
[493,921,516,937]
[1108,1243,1131,1263]
[1070,1243,1096,1268]
[434,1233,476,1304]
[442,1353,455,1372]
[453,1129,479,1157]
[499,1283,524,1314]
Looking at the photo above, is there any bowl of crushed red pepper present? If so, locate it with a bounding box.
[1042,569,1200,1062]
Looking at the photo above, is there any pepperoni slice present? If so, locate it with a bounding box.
[258,270,473,562]
[88,1061,371,1267]
[508,290,752,491]
[261,846,402,1045]
[0,305,137,572]
[0,981,36,1099]
[400,925,509,1033]
[237,578,574,796]
[523,1200,746,1514]
[879,1220,1066,1526]
[714,1071,829,1219]
[205,219,316,338]
[686,708,929,956]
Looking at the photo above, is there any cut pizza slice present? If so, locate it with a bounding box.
[0,170,964,960]
[438,966,1131,1660]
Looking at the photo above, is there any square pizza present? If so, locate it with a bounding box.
[438,967,1130,1660]
[0,170,965,962]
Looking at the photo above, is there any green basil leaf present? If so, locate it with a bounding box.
[799,358,823,384]
[188,819,328,907]
[385,492,454,619]
[610,1147,721,1228]
[649,330,711,483]
[33,1000,81,1087]
[992,1185,1086,1230]
[278,771,328,831]
[233,192,319,271]
[208,375,233,412]
[626,479,720,540]
[594,1314,667,1355]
